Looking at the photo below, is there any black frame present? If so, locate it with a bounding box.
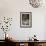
[20,12,32,28]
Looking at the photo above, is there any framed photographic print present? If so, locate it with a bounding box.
[20,12,32,28]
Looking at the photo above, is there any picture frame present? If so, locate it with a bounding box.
[20,12,32,28]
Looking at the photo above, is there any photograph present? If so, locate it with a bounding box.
[20,12,32,28]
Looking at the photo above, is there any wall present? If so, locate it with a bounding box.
[0,0,46,40]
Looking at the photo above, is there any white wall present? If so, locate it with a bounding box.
[0,0,46,40]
